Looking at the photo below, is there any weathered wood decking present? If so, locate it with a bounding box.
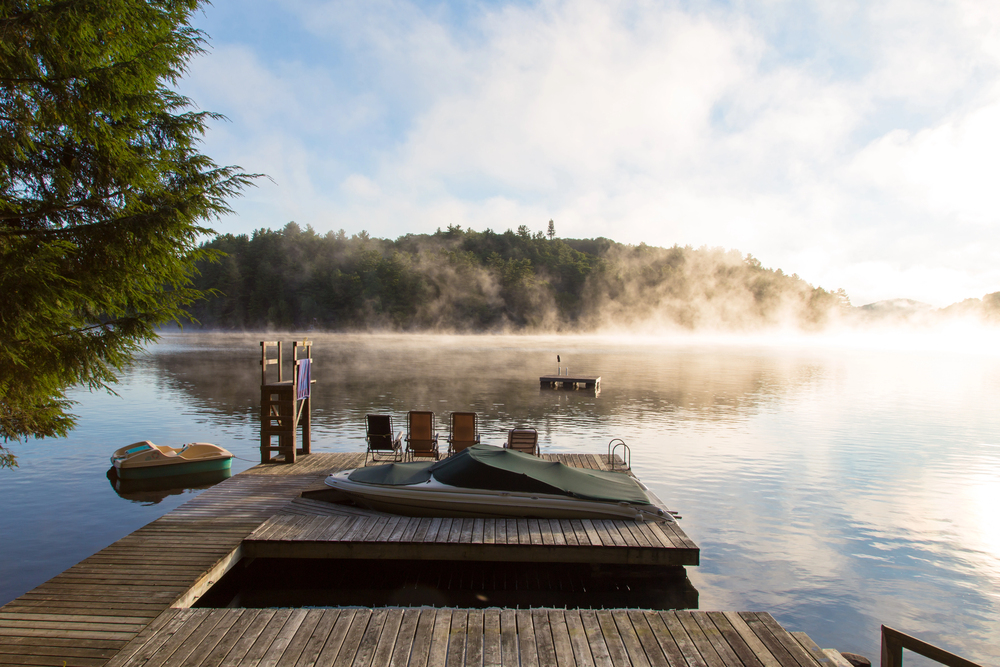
[0,454,339,667]
[247,492,697,566]
[0,452,841,667]
[104,608,840,667]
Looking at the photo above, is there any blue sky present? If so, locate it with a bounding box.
[180,0,1000,307]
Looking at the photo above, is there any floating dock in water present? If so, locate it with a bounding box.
[539,374,601,390]
[0,452,842,667]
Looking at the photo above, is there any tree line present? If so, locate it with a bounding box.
[188,222,850,331]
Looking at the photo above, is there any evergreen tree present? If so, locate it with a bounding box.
[547,219,555,240]
[0,0,255,466]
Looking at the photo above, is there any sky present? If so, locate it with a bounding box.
[180,0,1000,308]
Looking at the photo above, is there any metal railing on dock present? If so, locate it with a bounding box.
[607,438,630,471]
[881,626,983,667]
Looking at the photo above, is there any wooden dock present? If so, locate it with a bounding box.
[540,374,601,390]
[103,608,844,667]
[0,452,844,667]
[246,499,697,566]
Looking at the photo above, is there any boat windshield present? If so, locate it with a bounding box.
[348,445,652,505]
[348,462,434,486]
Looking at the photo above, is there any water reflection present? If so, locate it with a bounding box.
[105,467,232,505]
[148,333,827,452]
[2,333,998,666]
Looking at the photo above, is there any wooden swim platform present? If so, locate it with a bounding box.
[540,374,601,390]
[245,507,696,566]
[0,452,840,667]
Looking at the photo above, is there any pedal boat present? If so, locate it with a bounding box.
[110,441,233,480]
[324,444,672,522]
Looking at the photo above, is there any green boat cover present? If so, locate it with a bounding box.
[348,444,652,505]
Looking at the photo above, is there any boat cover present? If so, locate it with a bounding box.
[348,444,652,504]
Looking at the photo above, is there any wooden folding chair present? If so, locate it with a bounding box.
[406,411,440,460]
[448,412,480,455]
[505,427,539,456]
[365,414,402,465]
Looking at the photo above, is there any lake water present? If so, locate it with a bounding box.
[1,331,998,665]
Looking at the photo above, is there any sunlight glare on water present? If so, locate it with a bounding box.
[1,331,998,665]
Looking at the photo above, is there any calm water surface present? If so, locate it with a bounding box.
[2,332,998,664]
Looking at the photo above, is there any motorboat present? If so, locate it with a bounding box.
[110,440,233,480]
[323,444,673,521]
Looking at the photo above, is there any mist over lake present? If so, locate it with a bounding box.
[1,332,998,665]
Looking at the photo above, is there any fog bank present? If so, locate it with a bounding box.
[189,224,999,334]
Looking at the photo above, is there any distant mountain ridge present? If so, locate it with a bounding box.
[857,295,1000,324]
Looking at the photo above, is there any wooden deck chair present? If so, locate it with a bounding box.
[448,412,480,455]
[406,411,440,460]
[506,427,539,456]
[365,414,402,465]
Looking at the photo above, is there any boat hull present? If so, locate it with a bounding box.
[111,441,234,480]
[114,457,232,480]
[324,470,670,521]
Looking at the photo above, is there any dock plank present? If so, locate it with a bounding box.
[404,608,435,667]
[482,609,501,667]
[350,606,388,667]
[660,611,710,667]
[427,609,452,667]
[737,613,803,667]
[692,611,747,667]
[677,609,727,667]
[499,609,517,667]
[514,609,538,667]
[531,609,558,667]
[311,609,357,667]
[633,610,683,667]
[446,609,468,667]
[752,613,821,667]
[287,608,339,667]
[547,609,577,667]
[595,610,632,667]
[466,609,484,667]
[370,608,404,667]
[331,608,371,667]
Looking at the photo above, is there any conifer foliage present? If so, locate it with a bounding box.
[0,0,254,465]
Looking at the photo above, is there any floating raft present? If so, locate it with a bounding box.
[539,374,601,390]
[0,452,842,667]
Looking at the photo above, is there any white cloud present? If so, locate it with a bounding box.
[340,174,382,200]
[851,97,1000,225]
[186,0,1000,306]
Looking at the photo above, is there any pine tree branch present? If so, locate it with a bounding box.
[0,193,128,224]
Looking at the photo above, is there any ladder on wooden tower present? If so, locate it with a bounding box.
[260,340,313,464]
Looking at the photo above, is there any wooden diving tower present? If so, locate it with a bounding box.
[260,340,313,464]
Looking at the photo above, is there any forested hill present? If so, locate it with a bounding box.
[188,222,850,331]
